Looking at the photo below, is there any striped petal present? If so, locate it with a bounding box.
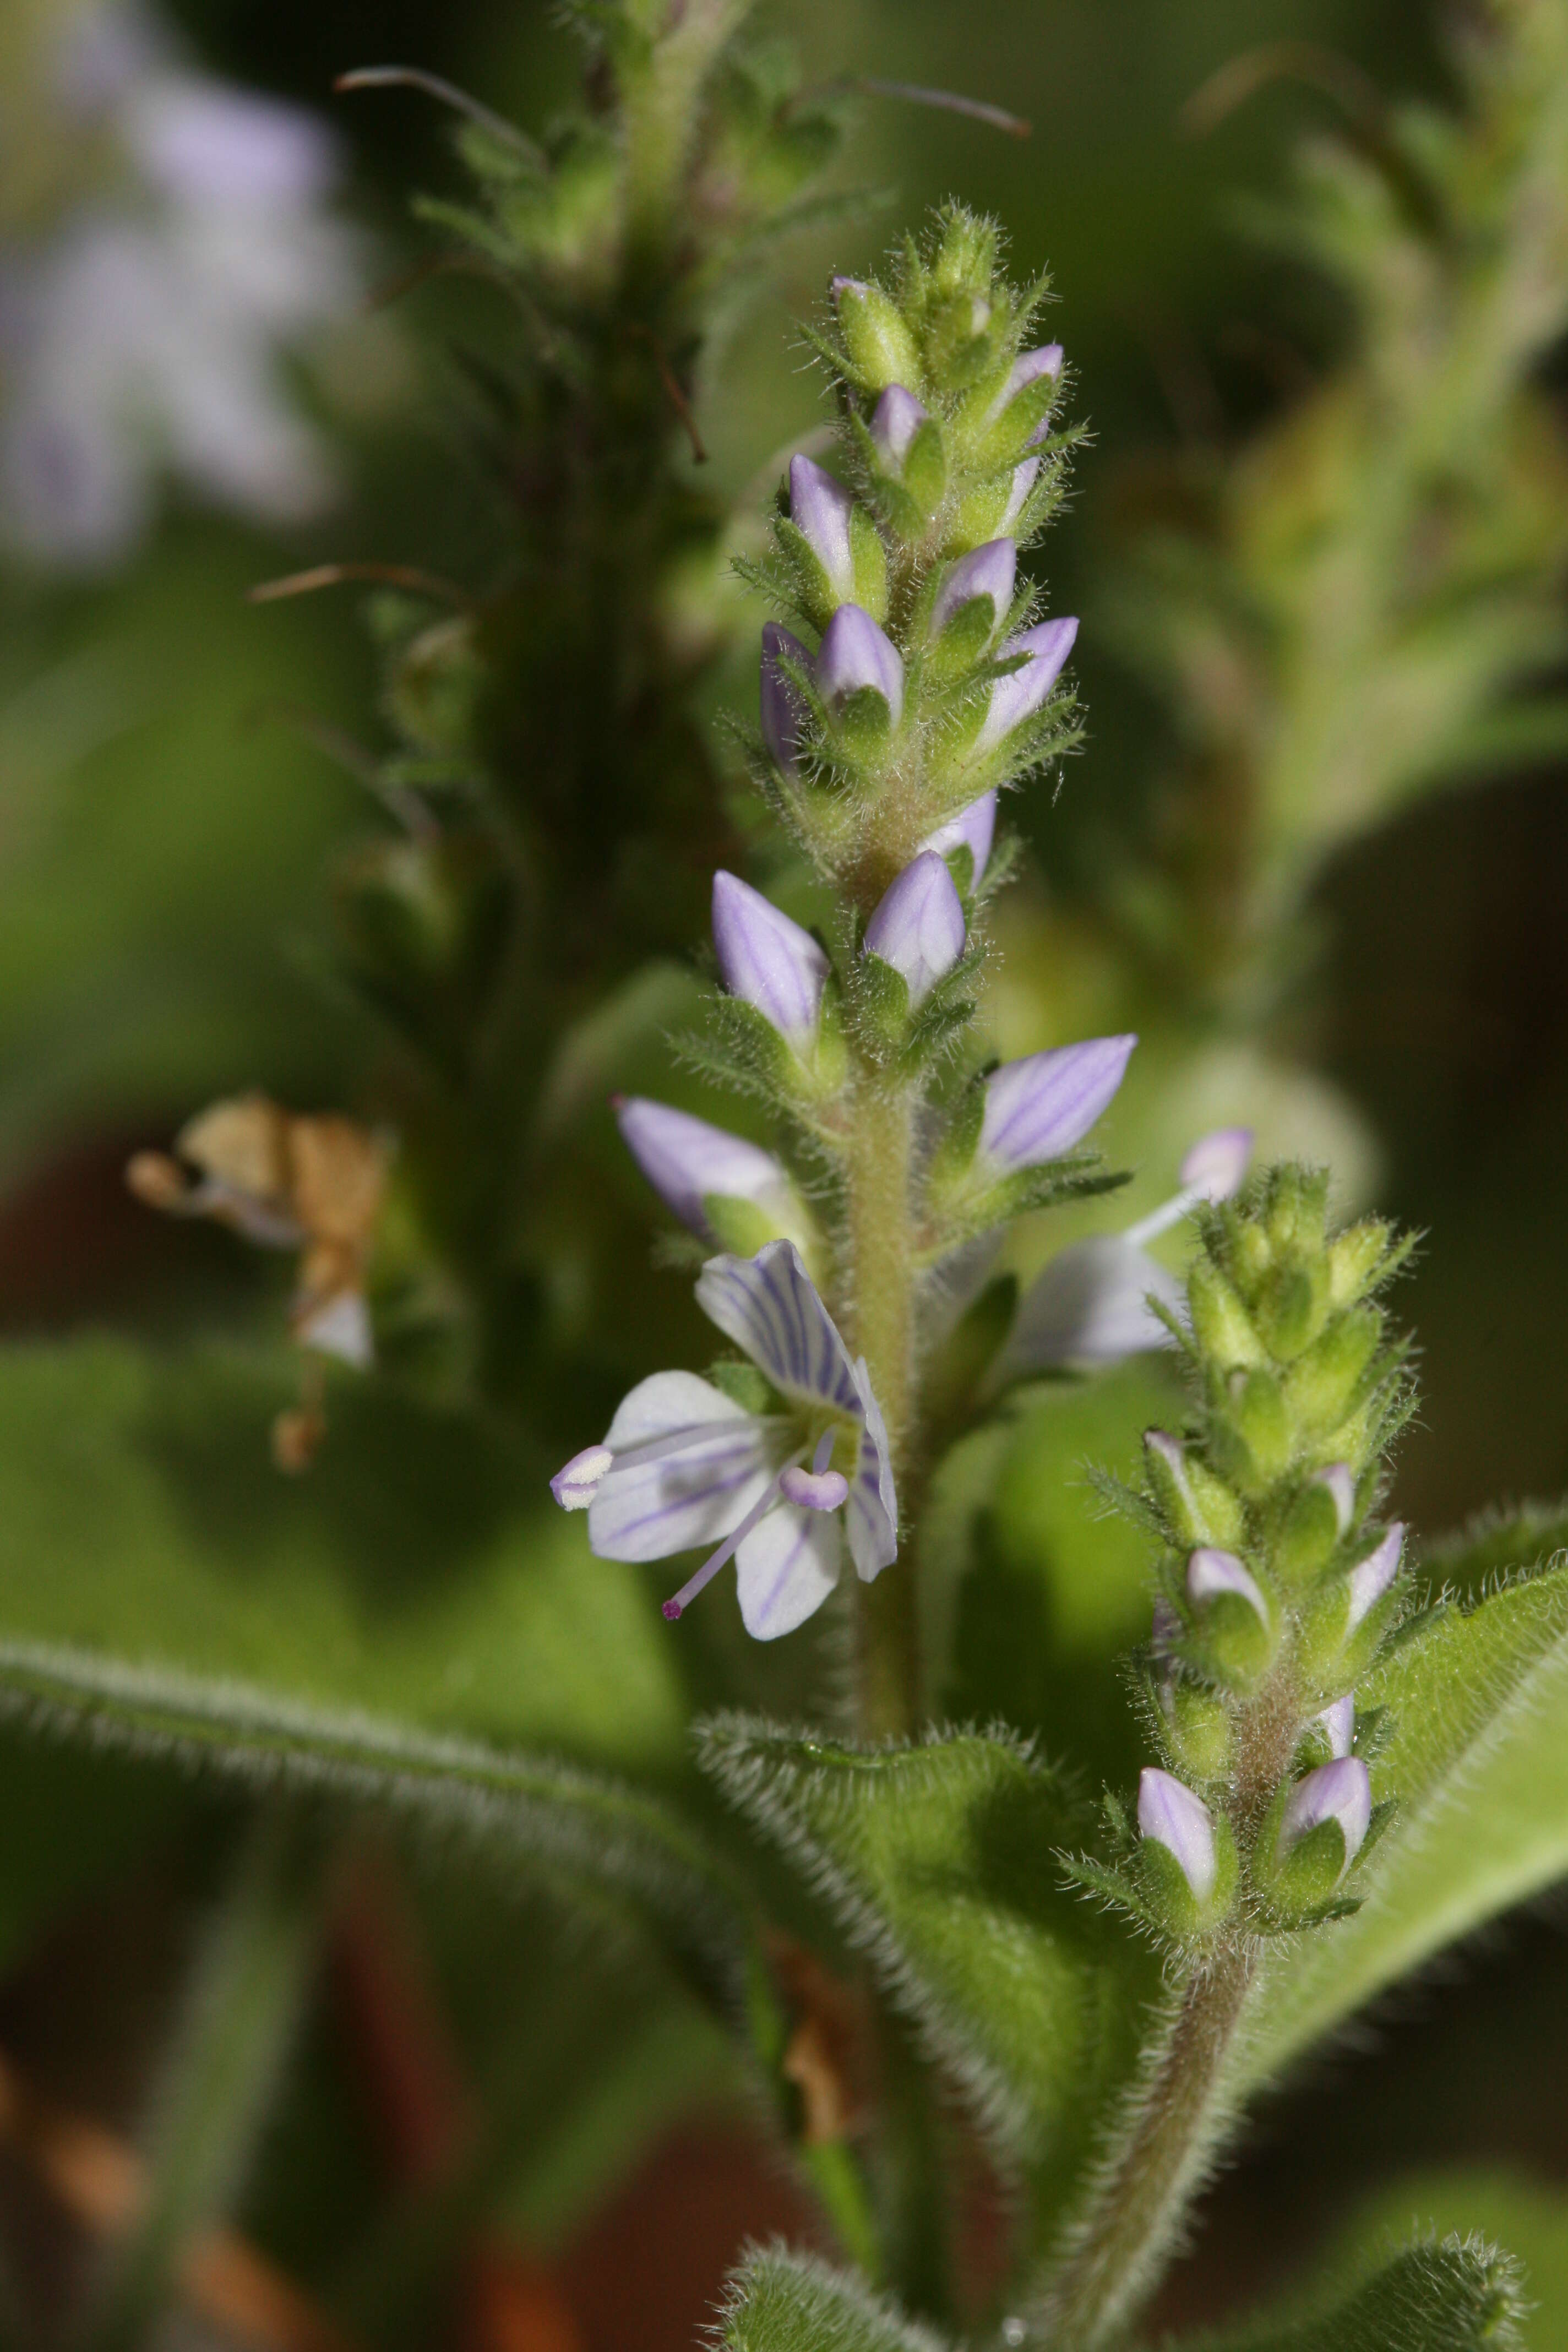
[1007,1236,1180,1369]
[736,1504,844,1639]
[846,1355,898,1580]
[696,1240,862,1414]
[589,1372,781,1563]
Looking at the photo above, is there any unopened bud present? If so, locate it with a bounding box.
[1138,1767,1216,1899]
[1345,1523,1405,1631]
[816,604,904,733]
[862,852,966,1011]
[833,277,921,392]
[920,791,997,886]
[1144,1431,1244,1551]
[712,872,829,1052]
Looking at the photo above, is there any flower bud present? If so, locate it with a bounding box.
[760,622,811,777]
[1186,1546,1272,1683]
[1345,1522,1405,1631]
[833,277,921,392]
[1309,1696,1355,1760]
[711,872,829,1050]
[1281,1757,1372,1872]
[974,616,1077,757]
[1283,1305,1382,1437]
[614,1097,794,1240]
[1210,1365,1292,1493]
[862,852,966,1012]
[788,454,855,602]
[977,1033,1136,1175]
[871,384,929,469]
[1138,1767,1216,1899]
[816,603,904,732]
[1275,1461,1356,1582]
[1144,1431,1244,1550]
[1162,1682,1233,1781]
[1257,1255,1333,1360]
[920,791,997,885]
[1187,1257,1266,1370]
[999,458,1041,530]
[1186,1548,1268,1623]
[930,538,1016,642]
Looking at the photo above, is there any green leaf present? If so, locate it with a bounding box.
[717,2246,951,2352]
[1334,2171,1568,2352]
[0,1638,746,2003]
[1231,1534,1568,2094]
[695,1716,1153,2180]
[1173,2238,1524,2352]
[0,1336,685,1771]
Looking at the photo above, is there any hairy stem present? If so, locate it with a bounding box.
[1029,1942,1256,2351]
[842,1069,921,1741]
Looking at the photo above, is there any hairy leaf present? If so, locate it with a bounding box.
[0,1337,684,1770]
[1335,2171,1568,2351]
[695,1716,1153,2178]
[0,1640,746,2003]
[1232,1536,1568,2092]
[1175,2237,1524,2352]
[718,2246,951,2352]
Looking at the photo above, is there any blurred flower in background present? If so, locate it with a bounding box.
[0,0,360,565]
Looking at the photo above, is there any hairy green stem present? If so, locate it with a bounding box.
[1028,1942,1256,2351]
[843,1069,921,1741]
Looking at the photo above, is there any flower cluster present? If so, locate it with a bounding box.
[549,211,1169,1639]
[1069,1165,1413,1941]
[0,1,357,564]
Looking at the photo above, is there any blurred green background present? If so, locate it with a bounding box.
[3,0,1567,2345]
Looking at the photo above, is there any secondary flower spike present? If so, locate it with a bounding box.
[614,1097,794,1240]
[711,873,828,1049]
[862,852,965,1010]
[550,1240,897,1641]
[788,455,856,602]
[978,1033,1136,1176]
[1138,1768,1217,1902]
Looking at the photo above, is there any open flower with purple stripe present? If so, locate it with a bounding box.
[551,1240,897,1641]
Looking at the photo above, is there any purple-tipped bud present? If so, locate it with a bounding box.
[831,275,869,301]
[788,455,856,601]
[1280,1757,1371,1870]
[1346,1523,1405,1631]
[760,622,811,777]
[871,384,928,470]
[1179,1128,1253,1204]
[920,791,997,880]
[1138,1767,1217,1901]
[711,872,829,1049]
[1314,1697,1355,1758]
[1314,1463,1357,1538]
[975,617,1078,756]
[551,1445,613,1511]
[816,603,904,728]
[978,1033,1136,1173]
[989,343,1064,442]
[930,539,1016,641]
[863,852,966,1010]
[614,1097,790,1237]
[1000,458,1041,531]
[1187,1548,1269,1624]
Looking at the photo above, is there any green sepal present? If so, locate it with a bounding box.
[1282,1306,1384,1437]
[1261,1814,1354,1921]
[1273,1473,1352,1583]
[853,951,913,1054]
[850,503,889,618]
[1159,1679,1234,1782]
[1144,1434,1245,1552]
[1207,1364,1293,1494]
[702,1191,801,1258]
[835,282,922,394]
[925,595,1003,687]
[1180,1588,1274,1693]
[1257,1255,1333,1361]
[774,515,842,633]
[707,1360,779,1415]
[829,684,895,763]
[1188,1255,1267,1370]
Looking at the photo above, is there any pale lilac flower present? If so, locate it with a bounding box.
[931,539,1016,639]
[711,872,828,1049]
[920,792,997,881]
[1280,1757,1371,1872]
[816,604,904,729]
[862,853,966,1010]
[973,617,1077,758]
[1138,1767,1217,1902]
[1313,1697,1355,1759]
[978,1034,1136,1177]
[760,622,812,776]
[1186,1548,1269,1624]
[870,384,928,470]
[788,454,856,602]
[1346,1523,1405,1631]
[614,1097,794,1240]
[1004,1128,1251,1370]
[0,15,357,564]
[551,1240,897,1640]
